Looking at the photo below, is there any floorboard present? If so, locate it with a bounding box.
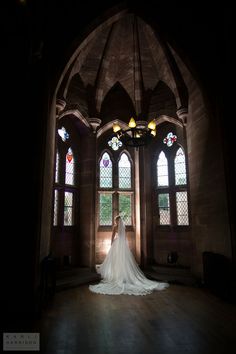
[4,284,236,354]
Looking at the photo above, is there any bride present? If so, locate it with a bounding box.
[89,215,169,295]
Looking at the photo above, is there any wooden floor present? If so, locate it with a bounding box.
[9,283,236,354]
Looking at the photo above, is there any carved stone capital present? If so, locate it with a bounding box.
[56,98,66,116]
[88,118,102,133]
[176,107,188,126]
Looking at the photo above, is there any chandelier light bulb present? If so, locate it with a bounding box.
[151,129,156,137]
[147,120,156,130]
[128,117,137,128]
[113,123,121,133]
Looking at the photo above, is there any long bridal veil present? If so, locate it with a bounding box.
[89,218,169,295]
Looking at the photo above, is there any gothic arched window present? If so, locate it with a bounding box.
[100,152,113,188]
[55,150,59,183]
[53,150,60,226]
[53,144,78,227]
[157,151,170,225]
[156,145,189,226]
[99,152,113,225]
[175,147,187,185]
[157,151,169,187]
[174,148,189,225]
[118,152,132,225]
[98,150,133,227]
[118,152,131,189]
[53,189,59,226]
[65,147,75,185]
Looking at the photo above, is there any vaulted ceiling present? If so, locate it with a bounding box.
[58,12,188,127]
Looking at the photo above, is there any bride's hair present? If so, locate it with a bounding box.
[114,215,121,225]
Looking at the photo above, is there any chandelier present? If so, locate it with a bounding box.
[110,117,157,148]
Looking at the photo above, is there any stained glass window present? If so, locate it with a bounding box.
[118,153,131,189]
[175,147,187,185]
[53,189,59,226]
[98,151,133,227]
[65,147,74,185]
[55,151,59,183]
[155,140,190,227]
[163,132,177,147]
[99,194,113,225]
[119,194,132,225]
[157,151,169,186]
[58,126,69,142]
[100,153,112,188]
[176,191,189,225]
[108,136,123,151]
[158,193,170,225]
[64,191,74,226]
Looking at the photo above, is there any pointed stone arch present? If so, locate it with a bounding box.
[66,73,88,118]
[148,80,177,119]
[100,82,136,126]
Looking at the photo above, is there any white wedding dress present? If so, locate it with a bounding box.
[89,218,169,295]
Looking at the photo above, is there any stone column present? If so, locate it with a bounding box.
[134,148,141,263]
[139,145,153,268]
[176,107,188,127]
[40,98,66,261]
[78,118,101,269]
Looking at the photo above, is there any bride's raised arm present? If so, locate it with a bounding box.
[111,224,117,244]
[111,215,121,244]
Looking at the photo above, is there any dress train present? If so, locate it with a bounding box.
[89,219,169,296]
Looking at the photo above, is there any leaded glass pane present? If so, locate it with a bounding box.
[175,148,187,185]
[158,193,170,225]
[55,151,59,183]
[118,153,131,189]
[65,148,75,185]
[53,189,58,226]
[64,191,74,226]
[176,191,189,225]
[100,153,112,188]
[99,194,113,225]
[119,194,132,225]
[157,151,169,187]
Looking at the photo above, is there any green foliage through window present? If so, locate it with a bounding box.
[119,194,131,225]
[158,193,170,225]
[99,194,112,225]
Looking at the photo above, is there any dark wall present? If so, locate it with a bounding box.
[4,0,234,320]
